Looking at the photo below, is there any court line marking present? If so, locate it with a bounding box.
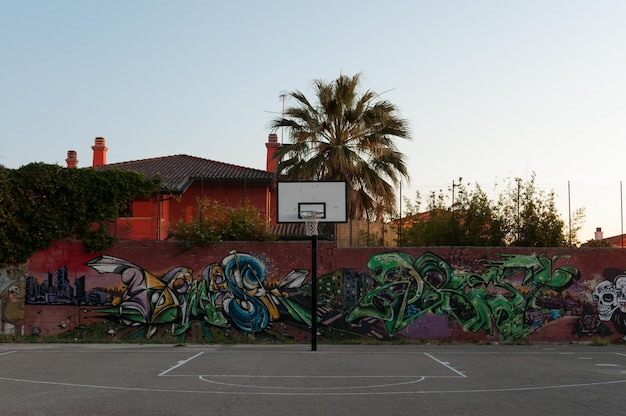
[162,351,467,390]
[2,348,625,396]
[424,352,467,378]
[198,375,427,390]
[182,374,458,378]
[1,376,626,396]
[0,351,17,356]
[159,352,204,376]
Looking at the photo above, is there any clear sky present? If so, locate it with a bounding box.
[1,1,625,243]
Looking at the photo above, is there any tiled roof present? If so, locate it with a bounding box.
[606,234,626,248]
[389,212,431,228]
[94,154,273,192]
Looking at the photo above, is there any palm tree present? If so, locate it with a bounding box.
[270,73,411,221]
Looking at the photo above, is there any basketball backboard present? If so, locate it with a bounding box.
[277,181,347,223]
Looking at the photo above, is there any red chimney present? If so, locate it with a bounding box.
[92,137,108,166]
[66,150,78,168]
[265,133,280,173]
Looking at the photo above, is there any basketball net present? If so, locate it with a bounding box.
[301,211,323,237]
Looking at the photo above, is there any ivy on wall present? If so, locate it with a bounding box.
[0,163,159,264]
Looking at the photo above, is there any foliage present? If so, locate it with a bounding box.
[400,179,505,246]
[581,238,613,248]
[460,183,506,245]
[0,163,159,264]
[270,73,411,221]
[358,228,386,247]
[565,207,586,247]
[169,198,274,249]
[497,173,567,247]
[400,174,583,247]
[83,227,118,253]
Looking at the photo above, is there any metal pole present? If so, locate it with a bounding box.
[517,178,521,243]
[398,182,402,247]
[451,180,456,246]
[311,233,318,351]
[568,180,572,247]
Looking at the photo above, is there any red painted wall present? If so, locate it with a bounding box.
[173,181,271,223]
[108,181,272,241]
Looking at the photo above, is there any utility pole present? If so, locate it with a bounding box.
[451,180,457,246]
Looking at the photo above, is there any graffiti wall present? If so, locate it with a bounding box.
[0,265,26,335]
[13,241,626,343]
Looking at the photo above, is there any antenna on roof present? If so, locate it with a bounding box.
[279,90,288,145]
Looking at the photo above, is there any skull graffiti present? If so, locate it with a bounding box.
[593,280,618,321]
[615,275,626,313]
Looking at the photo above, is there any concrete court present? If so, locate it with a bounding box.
[1,342,625,416]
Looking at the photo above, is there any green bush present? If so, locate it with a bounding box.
[169,198,274,249]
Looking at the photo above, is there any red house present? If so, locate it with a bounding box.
[68,135,280,240]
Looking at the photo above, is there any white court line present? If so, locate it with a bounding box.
[2,375,626,396]
[0,351,17,356]
[3,348,625,396]
[198,375,427,390]
[188,374,445,378]
[424,352,467,378]
[159,352,204,376]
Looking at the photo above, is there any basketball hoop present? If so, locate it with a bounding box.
[300,210,323,237]
[278,182,346,352]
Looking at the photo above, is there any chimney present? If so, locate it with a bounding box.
[92,137,108,167]
[66,150,78,168]
[594,227,603,240]
[265,133,280,173]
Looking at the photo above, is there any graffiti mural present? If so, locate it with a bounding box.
[82,250,581,341]
[0,266,26,335]
[589,269,626,340]
[21,242,626,343]
[26,266,96,305]
[345,251,581,340]
[85,251,312,338]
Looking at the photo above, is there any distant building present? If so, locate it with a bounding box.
[590,227,626,248]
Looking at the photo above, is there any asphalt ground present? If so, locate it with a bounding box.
[1,343,625,416]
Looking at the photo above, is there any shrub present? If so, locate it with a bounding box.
[169,198,274,249]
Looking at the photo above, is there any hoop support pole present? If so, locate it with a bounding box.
[311,232,318,351]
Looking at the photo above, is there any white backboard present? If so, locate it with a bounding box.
[277,181,348,223]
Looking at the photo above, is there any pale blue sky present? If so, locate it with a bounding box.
[1,1,625,242]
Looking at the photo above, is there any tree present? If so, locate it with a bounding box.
[400,174,582,247]
[497,173,568,247]
[456,181,506,246]
[270,73,411,221]
[400,179,504,246]
[567,207,586,247]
